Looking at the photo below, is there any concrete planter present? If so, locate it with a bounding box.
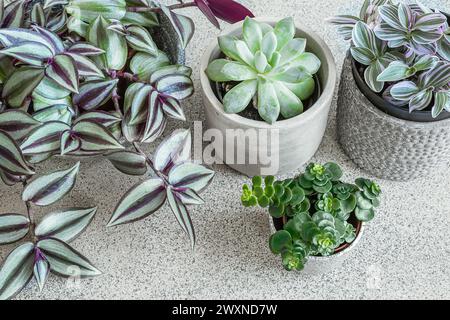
[200,18,337,177]
[337,54,450,181]
[268,215,366,275]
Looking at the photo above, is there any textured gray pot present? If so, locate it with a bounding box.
[200,17,337,177]
[337,54,450,181]
[268,215,366,275]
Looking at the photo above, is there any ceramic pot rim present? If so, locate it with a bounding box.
[199,16,337,129]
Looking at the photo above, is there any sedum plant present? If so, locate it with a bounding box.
[206,17,321,124]
[0,0,254,300]
[241,162,381,271]
[329,0,450,117]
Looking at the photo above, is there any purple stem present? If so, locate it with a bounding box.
[127,2,196,13]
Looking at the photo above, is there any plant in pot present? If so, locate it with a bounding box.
[241,162,381,272]
[200,16,337,177]
[0,0,254,300]
[329,0,450,181]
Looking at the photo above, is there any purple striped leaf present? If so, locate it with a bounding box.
[35,207,97,243]
[2,66,45,108]
[160,4,194,49]
[31,3,46,27]
[0,41,53,66]
[105,150,147,176]
[46,54,79,93]
[422,62,450,88]
[33,105,74,125]
[350,46,376,65]
[20,121,70,155]
[398,3,413,30]
[37,238,101,277]
[155,74,194,101]
[108,178,166,227]
[364,60,385,93]
[160,95,186,121]
[72,120,124,153]
[390,81,420,100]
[0,130,35,176]
[73,79,118,111]
[413,55,439,71]
[67,42,105,56]
[0,28,54,52]
[374,23,406,42]
[43,0,69,10]
[22,162,80,206]
[432,92,448,118]
[32,25,65,53]
[60,130,81,155]
[411,29,444,45]
[174,188,205,206]
[33,249,49,292]
[377,61,410,82]
[167,187,195,249]
[0,242,34,300]
[415,13,447,32]
[125,25,158,55]
[128,84,152,126]
[169,162,215,193]
[64,52,104,78]
[0,0,25,28]
[149,65,192,83]
[0,110,41,141]
[75,111,121,128]
[409,89,433,112]
[0,169,25,186]
[142,91,166,143]
[327,15,361,26]
[353,21,379,50]
[437,36,450,61]
[153,129,191,175]
[0,214,30,245]
[378,4,404,30]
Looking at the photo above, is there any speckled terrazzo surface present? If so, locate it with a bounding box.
[1,0,450,300]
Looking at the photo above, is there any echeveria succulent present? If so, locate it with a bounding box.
[330,0,450,118]
[241,162,381,271]
[206,17,321,124]
[0,0,256,300]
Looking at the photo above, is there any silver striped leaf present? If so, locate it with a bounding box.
[37,238,101,277]
[0,110,41,141]
[167,187,195,249]
[73,79,118,111]
[0,130,35,176]
[33,249,49,292]
[72,120,124,152]
[32,25,65,54]
[0,242,35,300]
[22,162,81,206]
[0,169,24,186]
[108,178,166,227]
[155,74,194,101]
[45,54,79,93]
[0,214,30,245]
[105,151,147,176]
[160,4,194,49]
[153,129,191,175]
[0,1,26,28]
[141,90,167,143]
[74,111,121,128]
[168,162,215,193]
[125,25,158,55]
[35,207,97,243]
[174,188,205,206]
[64,52,105,79]
[60,130,82,155]
[0,41,54,66]
[2,66,45,108]
[20,121,70,155]
[67,42,105,56]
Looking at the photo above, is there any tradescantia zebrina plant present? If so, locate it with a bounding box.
[206,17,321,124]
[0,0,254,300]
[241,163,381,271]
[329,0,450,118]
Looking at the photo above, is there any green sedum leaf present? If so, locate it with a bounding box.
[223,80,257,114]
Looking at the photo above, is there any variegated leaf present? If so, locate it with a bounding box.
[64,52,104,78]
[130,51,170,81]
[0,214,30,245]
[73,79,118,111]
[160,5,194,49]
[46,54,79,93]
[0,243,34,300]
[75,111,121,127]
[65,0,126,23]
[390,81,420,100]
[153,129,191,175]
[108,178,166,227]
[72,120,124,152]
[149,65,192,83]
[129,84,152,125]
[34,76,71,100]
[60,130,81,155]
[0,28,54,52]
[125,25,158,55]
[67,42,105,56]
[174,188,204,206]
[0,169,24,186]
[142,90,166,143]
[0,0,26,28]
[2,66,45,108]
[422,62,450,89]
[0,110,41,141]
[167,187,195,249]
[26,152,54,165]
[33,105,74,125]
[155,74,194,101]
[22,162,80,206]
[31,3,46,27]
[35,207,97,243]
[43,0,69,10]
[169,162,215,193]
[32,25,65,54]
[37,238,101,277]
[33,249,49,292]
[415,13,447,32]
[432,92,448,118]
[160,95,185,121]
[21,121,70,155]
[0,130,35,176]
[409,89,433,112]
[105,151,147,176]
[0,41,53,66]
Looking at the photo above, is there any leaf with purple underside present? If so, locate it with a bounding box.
[0,130,35,176]
[22,162,80,206]
[60,130,81,155]
[108,178,166,227]
[105,151,147,176]
[160,4,194,49]
[194,0,220,29]
[33,249,49,292]
[206,0,255,24]
[167,187,195,249]
[153,129,191,175]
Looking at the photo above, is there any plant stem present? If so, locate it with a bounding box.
[133,142,169,184]
[127,1,196,13]
[22,180,36,240]
[112,88,124,118]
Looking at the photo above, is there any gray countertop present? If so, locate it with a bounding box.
[1,0,449,300]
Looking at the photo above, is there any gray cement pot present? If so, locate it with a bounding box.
[200,18,337,177]
[268,215,366,275]
[337,54,450,181]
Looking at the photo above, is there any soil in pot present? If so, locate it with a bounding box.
[272,212,362,255]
